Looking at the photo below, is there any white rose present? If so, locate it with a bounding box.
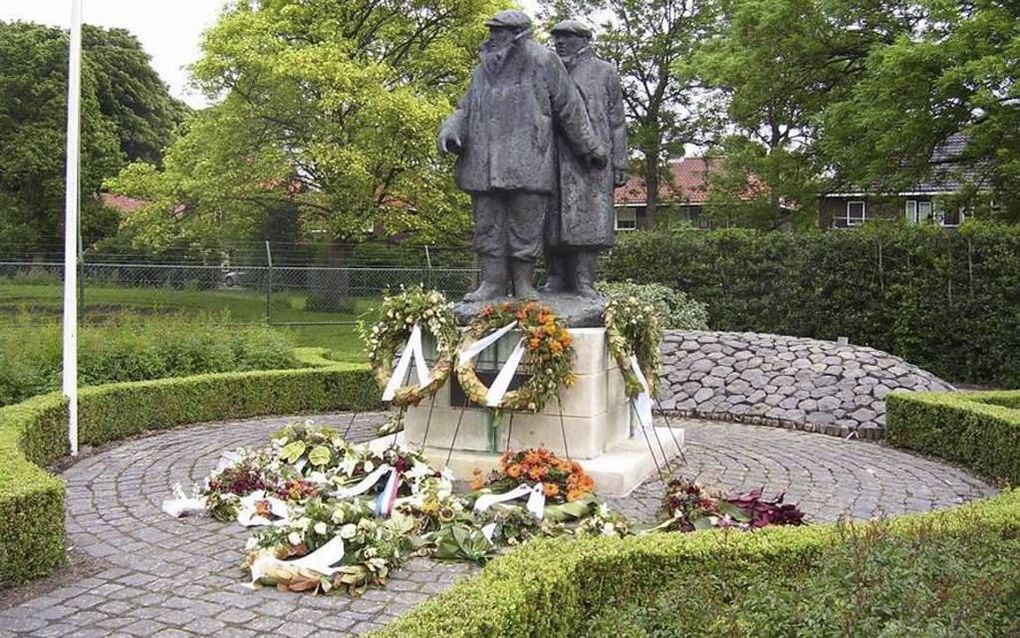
[339,523,358,539]
[314,521,328,536]
[288,531,302,546]
[602,522,616,536]
[363,460,374,473]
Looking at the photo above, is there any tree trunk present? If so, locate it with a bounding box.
[644,151,660,228]
[306,238,354,313]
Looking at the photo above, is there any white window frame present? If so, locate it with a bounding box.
[918,201,933,224]
[615,207,638,231]
[846,200,866,226]
[905,200,918,224]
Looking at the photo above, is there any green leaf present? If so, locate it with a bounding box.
[281,440,307,464]
[308,445,332,467]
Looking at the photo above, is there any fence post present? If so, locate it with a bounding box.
[264,240,273,325]
[424,244,433,290]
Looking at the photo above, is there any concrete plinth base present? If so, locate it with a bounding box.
[403,327,683,497]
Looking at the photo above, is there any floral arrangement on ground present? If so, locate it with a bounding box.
[165,422,806,597]
[456,300,576,413]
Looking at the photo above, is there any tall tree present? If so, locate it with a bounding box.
[540,0,715,225]
[820,0,1020,221]
[110,0,503,263]
[0,21,187,253]
[690,0,920,227]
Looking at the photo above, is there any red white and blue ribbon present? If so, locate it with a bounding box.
[374,467,401,518]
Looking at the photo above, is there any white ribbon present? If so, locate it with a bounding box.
[382,324,432,401]
[526,483,546,520]
[486,338,526,407]
[162,496,207,518]
[250,535,347,583]
[458,321,516,365]
[630,354,654,429]
[473,483,546,519]
[236,491,290,527]
[333,464,392,500]
[473,484,533,513]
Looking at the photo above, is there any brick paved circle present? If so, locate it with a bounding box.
[0,414,995,637]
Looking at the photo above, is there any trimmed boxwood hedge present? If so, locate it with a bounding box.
[371,391,1020,637]
[0,363,378,587]
[886,389,1020,485]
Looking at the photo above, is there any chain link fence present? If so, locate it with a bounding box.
[0,241,481,327]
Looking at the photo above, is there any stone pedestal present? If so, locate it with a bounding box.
[402,328,682,496]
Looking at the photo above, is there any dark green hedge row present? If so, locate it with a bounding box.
[886,390,1020,485]
[0,364,378,587]
[603,222,1020,387]
[373,489,1020,638]
[373,389,1020,637]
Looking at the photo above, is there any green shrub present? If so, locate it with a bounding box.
[0,364,378,586]
[886,390,1020,485]
[581,516,1020,637]
[596,280,710,329]
[0,316,300,407]
[602,221,1020,387]
[372,490,1020,638]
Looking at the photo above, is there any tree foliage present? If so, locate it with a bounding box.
[0,21,187,252]
[691,0,1020,225]
[540,0,716,225]
[110,0,503,252]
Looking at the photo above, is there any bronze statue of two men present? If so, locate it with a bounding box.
[438,11,628,302]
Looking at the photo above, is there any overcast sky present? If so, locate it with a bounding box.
[0,0,226,108]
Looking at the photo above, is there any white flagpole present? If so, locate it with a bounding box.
[63,0,83,456]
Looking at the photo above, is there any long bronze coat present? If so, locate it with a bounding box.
[439,38,603,195]
[548,49,628,248]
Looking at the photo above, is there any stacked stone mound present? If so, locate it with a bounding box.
[657,331,954,439]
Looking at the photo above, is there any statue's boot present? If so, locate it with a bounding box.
[511,259,539,299]
[574,251,600,298]
[464,256,507,302]
[539,252,569,293]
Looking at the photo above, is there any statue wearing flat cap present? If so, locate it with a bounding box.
[438,10,607,301]
[542,20,629,297]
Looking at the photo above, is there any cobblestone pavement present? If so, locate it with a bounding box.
[0,414,995,637]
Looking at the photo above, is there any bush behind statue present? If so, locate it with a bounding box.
[602,221,1020,387]
[0,314,298,407]
[596,280,709,330]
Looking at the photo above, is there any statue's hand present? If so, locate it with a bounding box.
[613,169,628,188]
[438,131,463,155]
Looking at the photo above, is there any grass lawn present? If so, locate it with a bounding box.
[0,283,379,360]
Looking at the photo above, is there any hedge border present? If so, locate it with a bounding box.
[371,390,1020,637]
[0,363,378,587]
[885,389,1020,485]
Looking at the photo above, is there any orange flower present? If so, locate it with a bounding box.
[506,464,523,478]
[550,341,563,354]
[528,338,541,350]
[469,468,486,490]
[561,334,572,346]
[528,465,547,481]
[543,483,560,497]
[523,450,544,466]
[567,489,586,502]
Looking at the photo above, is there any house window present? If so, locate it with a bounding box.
[941,207,963,227]
[846,201,866,226]
[905,200,917,224]
[615,208,638,231]
[918,201,932,223]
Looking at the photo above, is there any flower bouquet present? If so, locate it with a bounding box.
[658,477,805,532]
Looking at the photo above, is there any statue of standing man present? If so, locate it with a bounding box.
[438,11,607,302]
[542,20,629,297]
